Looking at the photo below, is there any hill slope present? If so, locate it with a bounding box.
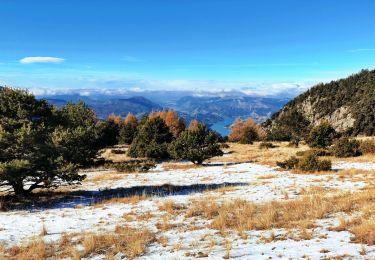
[264,69,375,136]
[46,96,161,119]
[174,95,287,124]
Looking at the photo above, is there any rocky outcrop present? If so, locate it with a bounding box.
[264,69,375,136]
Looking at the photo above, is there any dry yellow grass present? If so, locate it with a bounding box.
[257,174,277,180]
[1,224,155,259]
[348,220,375,245]
[87,173,123,183]
[205,186,236,195]
[208,140,375,166]
[100,147,132,162]
[162,162,203,171]
[155,215,177,231]
[4,235,80,260]
[81,225,155,259]
[185,197,220,219]
[40,223,48,236]
[93,194,146,207]
[209,142,310,166]
[6,240,49,260]
[158,200,186,215]
[185,187,375,245]
[137,211,155,221]
[157,236,169,247]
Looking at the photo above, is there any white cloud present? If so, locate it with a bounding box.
[28,79,312,98]
[20,56,65,64]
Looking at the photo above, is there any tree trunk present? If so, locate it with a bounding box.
[12,183,29,197]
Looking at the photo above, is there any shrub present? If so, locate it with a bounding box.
[296,149,331,157]
[287,139,300,148]
[359,139,375,154]
[169,123,223,164]
[105,160,156,172]
[277,153,331,172]
[331,137,362,158]
[259,142,277,149]
[111,149,126,154]
[298,153,331,171]
[276,156,299,169]
[306,122,338,148]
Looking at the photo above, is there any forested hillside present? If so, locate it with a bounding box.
[264,69,375,138]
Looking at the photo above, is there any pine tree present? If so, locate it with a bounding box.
[169,123,223,164]
[118,112,138,144]
[307,122,338,148]
[0,87,95,195]
[128,117,172,159]
[54,101,102,167]
[97,115,121,147]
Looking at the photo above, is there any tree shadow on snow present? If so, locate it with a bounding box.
[3,182,248,212]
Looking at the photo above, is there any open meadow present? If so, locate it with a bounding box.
[1,142,374,259]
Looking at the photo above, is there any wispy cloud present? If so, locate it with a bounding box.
[27,79,313,98]
[20,56,65,64]
[347,48,375,53]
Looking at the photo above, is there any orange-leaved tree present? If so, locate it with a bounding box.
[228,117,265,144]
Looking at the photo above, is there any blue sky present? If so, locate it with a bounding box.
[1,0,375,96]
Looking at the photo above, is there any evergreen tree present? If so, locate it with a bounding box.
[0,88,90,195]
[54,101,102,167]
[118,112,138,144]
[307,122,338,148]
[97,116,121,147]
[128,117,172,159]
[169,123,223,164]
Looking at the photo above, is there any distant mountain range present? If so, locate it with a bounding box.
[40,91,289,136]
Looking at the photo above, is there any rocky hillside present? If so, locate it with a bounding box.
[174,95,287,124]
[264,69,375,136]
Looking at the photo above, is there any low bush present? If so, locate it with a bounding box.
[296,149,331,157]
[359,139,375,154]
[287,139,299,147]
[277,153,331,172]
[331,137,362,158]
[298,153,331,171]
[259,142,277,149]
[111,149,126,154]
[105,160,156,173]
[276,156,299,169]
[306,122,338,148]
[220,143,230,149]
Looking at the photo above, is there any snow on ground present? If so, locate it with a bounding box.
[333,161,375,170]
[0,161,374,259]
